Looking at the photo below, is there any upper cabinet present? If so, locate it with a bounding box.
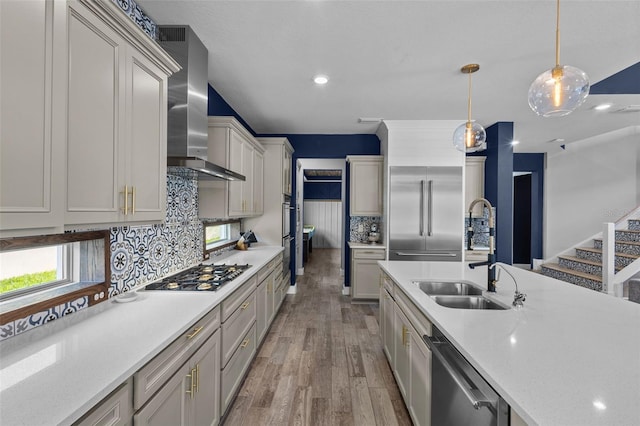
[200,117,264,219]
[0,0,180,237]
[0,0,65,237]
[347,156,383,216]
[465,157,486,217]
[65,0,178,227]
[283,147,292,196]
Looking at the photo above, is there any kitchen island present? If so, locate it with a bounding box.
[0,245,283,426]
[379,260,640,425]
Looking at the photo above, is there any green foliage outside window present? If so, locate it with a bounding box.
[0,270,57,294]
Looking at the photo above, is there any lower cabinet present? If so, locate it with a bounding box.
[134,329,221,426]
[221,323,257,413]
[383,271,432,426]
[351,248,386,300]
[75,380,133,426]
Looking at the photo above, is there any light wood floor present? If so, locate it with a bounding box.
[223,248,411,426]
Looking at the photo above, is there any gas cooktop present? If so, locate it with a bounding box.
[145,263,252,291]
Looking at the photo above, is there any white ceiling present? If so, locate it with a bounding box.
[137,0,640,153]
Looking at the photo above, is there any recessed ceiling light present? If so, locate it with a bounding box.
[313,75,329,85]
[511,140,520,145]
[593,400,606,410]
[594,103,612,111]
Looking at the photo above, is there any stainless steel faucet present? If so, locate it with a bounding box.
[490,263,526,308]
[467,198,497,292]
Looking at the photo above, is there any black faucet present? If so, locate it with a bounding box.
[467,198,496,292]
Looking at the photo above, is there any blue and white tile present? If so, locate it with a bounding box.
[58,297,89,317]
[14,307,62,336]
[0,321,15,342]
[111,0,156,40]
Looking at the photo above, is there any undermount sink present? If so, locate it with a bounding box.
[431,295,509,310]
[413,280,484,296]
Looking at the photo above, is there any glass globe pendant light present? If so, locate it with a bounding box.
[453,64,486,153]
[528,0,589,117]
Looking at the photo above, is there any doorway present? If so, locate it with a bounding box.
[513,172,532,267]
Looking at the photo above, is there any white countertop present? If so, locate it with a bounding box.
[0,245,283,426]
[347,241,386,249]
[378,260,640,426]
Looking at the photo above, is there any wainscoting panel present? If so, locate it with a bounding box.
[303,201,342,249]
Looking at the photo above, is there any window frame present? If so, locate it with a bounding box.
[0,230,111,325]
[203,219,240,255]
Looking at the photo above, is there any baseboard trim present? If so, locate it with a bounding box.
[342,286,350,296]
[287,283,297,294]
[296,267,304,276]
[339,268,344,276]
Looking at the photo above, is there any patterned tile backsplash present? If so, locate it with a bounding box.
[349,216,383,243]
[111,0,157,39]
[464,207,493,249]
[1,175,203,341]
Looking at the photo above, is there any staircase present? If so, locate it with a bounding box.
[541,219,640,291]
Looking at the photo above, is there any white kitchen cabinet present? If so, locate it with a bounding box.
[350,248,386,300]
[255,254,281,343]
[201,117,264,219]
[465,156,486,217]
[347,156,383,216]
[221,323,257,414]
[63,0,177,227]
[380,278,395,362]
[393,304,411,400]
[75,380,132,426]
[0,0,65,237]
[244,138,294,247]
[408,324,431,426]
[134,330,221,426]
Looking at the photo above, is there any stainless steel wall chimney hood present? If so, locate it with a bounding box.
[159,25,245,182]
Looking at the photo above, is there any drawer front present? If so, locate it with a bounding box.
[382,272,394,296]
[258,254,282,283]
[353,249,386,260]
[75,379,132,426]
[133,306,220,410]
[222,275,257,321]
[222,290,256,367]
[395,287,432,337]
[221,322,257,413]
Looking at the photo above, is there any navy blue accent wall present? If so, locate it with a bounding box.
[207,84,257,135]
[485,122,514,264]
[514,153,544,264]
[304,182,342,200]
[591,62,640,94]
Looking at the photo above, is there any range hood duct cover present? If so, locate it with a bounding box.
[159,25,245,181]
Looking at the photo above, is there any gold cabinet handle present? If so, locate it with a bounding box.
[240,339,249,348]
[121,185,129,215]
[186,367,196,398]
[131,186,135,214]
[241,302,250,310]
[187,326,204,339]
[194,364,199,393]
[402,325,410,347]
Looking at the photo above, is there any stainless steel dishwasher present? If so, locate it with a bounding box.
[424,326,509,426]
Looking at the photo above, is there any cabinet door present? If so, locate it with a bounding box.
[266,269,276,325]
[283,148,292,196]
[125,49,167,222]
[253,150,264,215]
[66,1,125,225]
[227,130,244,217]
[465,157,486,217]
[134,362,190,426]
[393,304,410,401]
[76,381,132,426]
[381,287,394,362]
[350,160,383,216]
[351,250,384,300]
[241,142,254,215]
[408,324,431,426]
[190,331,221,426]
[0,0,63,234]
[256,280,267,343]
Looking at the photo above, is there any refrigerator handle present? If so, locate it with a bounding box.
[420,180,425,236]
[427,180,433,236]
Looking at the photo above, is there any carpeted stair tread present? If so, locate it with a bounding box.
[541,263,602,283]
[558,255,622,272]
[576,247,639,260]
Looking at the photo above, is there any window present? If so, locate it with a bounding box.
[0,231,110,325]
[203,220,241,252]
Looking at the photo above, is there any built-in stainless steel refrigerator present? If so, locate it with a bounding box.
[389,166,463,261]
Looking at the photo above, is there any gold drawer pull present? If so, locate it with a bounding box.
[240,339,249,348]
[186,367,196,398]
[121,186,129,215]
[194,364,199,392]
[241,302,250,310]
[131,186,136,214]
[187,326,204,340]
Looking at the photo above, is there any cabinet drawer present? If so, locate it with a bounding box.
[222,290,256,367]
[222,275,257,321]
[221,322,257,413]
[75,379,132,426]
[395,287,432,337]
[257,255,280,284]
[353,249,386,260]
[382,272,394,295]
[133,306,220,410]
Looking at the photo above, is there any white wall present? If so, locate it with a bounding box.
[545,127,640,258]
[303,201,342,249]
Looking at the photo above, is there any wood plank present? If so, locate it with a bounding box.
[251,362,282,408]
[331,366,352,414]
[238,356,268,397]
[288,386,313,426]
[349,377,376,426]
[346,345,365,377]
[310,397,331,426]
[267,375,297,425]
[222,395,250,426]
[369,387,399,426]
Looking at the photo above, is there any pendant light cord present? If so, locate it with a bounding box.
[555,0,561,67]
[467,71,472,123]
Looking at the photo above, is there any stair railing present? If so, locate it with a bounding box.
[603,205,640,297]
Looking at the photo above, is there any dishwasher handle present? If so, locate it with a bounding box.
[424,335,495,410]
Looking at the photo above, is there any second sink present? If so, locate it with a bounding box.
[414,280,483,296]
[431,295,508,310]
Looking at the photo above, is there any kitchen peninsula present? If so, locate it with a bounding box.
[379,260,640,425]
